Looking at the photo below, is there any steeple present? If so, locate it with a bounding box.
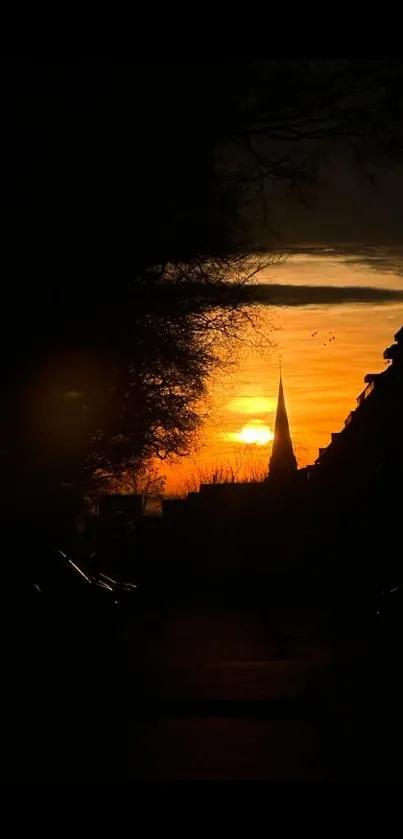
[269,374,297,479]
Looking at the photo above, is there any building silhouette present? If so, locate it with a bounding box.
[158,328,403,592]
[163,328,403,556]
[269,375,297,479]
[162,371,300,523]
[309,325,403,584]
[97,494,143,531]
[314,325,403,484]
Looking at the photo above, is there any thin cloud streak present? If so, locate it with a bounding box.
[282,244,403,282]
[245,283,403,307]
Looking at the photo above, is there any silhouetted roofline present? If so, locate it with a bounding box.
[316,325,402,465]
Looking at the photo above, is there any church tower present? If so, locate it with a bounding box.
[269,375,297,479]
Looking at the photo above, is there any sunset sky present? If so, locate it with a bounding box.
[163,248,403,493]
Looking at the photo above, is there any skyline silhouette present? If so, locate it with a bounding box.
[161,252,402,492]
[2,58,403,784]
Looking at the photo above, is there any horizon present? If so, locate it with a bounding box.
[161,248,403,494]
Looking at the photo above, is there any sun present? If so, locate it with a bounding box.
[236,419,274,446]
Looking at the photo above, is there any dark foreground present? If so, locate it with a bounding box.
[3,594,403,783]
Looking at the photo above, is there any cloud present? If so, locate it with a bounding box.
[269,158,403,250]
[243,283,403,307]
[282,244,403,283]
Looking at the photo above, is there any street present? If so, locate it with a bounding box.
[4,603,403,782]
[4,605,333,781]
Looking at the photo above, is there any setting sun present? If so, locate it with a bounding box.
[237,419,274,445]
[160,251,403,493]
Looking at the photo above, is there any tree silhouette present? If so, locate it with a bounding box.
[3,60,403,511]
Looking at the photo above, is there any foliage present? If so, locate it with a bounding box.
[177,448,271,495]
[85,255,270,486]
[218,60,403,181]
[3,61,403,504]
[92,462,166,509]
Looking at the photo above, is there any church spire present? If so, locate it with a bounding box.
[269,374,297,479]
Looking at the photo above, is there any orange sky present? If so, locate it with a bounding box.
[162,252,403,494]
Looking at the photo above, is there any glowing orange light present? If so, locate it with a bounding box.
[236,419,274,445]
[227,396,276,414]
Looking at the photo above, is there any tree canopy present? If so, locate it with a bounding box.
[2,59,402,508]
